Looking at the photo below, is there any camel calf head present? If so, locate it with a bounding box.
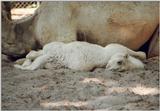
[106,53,145,71]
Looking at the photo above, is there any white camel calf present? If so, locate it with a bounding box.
[14,41,146,71]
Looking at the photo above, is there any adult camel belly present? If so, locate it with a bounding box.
[34,2,159,50]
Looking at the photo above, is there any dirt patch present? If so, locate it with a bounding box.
[2,57,159,110]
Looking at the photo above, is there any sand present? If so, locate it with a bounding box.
[2,56,159,110]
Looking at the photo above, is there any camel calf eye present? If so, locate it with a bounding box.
[117,61,123,65]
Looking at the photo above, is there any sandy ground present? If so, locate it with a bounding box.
[2,56,159,110]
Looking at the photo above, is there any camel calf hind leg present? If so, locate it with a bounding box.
[15,54,51,70]
[24,54,51,70]
[26,50,43,60]
[22,59,32,67]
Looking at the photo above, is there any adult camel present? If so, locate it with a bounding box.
[2,1,159,58]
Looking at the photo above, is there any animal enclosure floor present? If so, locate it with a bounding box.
[2,57,159,110]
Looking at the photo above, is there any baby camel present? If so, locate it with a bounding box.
[14,41,146,71]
